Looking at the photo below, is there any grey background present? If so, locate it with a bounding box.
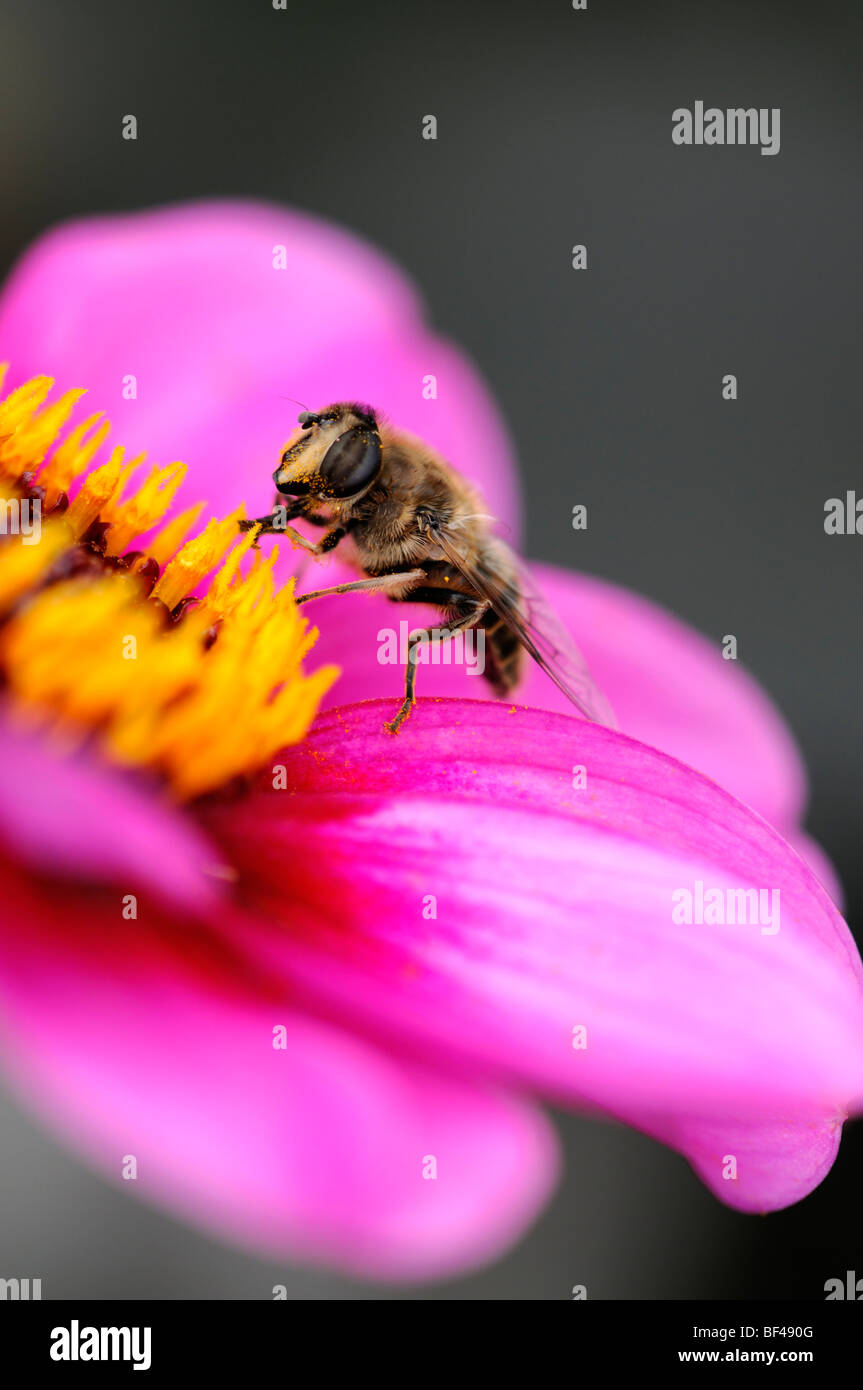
[0,0,861,1299]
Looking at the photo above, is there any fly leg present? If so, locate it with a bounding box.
[238,516,344,555]
[295,569,425,605]
[239,504,339,580]
[238,497,305,539]
[239,517,346,553]
[238,506,342,546]
[237,522,349,557]
[238,512,287,538]
[385,599,490,735]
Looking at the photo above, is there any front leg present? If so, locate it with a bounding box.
[282,524,346,556]
[239,497,306,536]
[271,495,332,527]
[238,512,283,538]
[238,515,346,556]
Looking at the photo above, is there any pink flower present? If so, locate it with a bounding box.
[0,201,859,1282]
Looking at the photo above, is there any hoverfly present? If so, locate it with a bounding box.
[239,403,614,733]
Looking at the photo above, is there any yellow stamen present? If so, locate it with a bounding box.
[64,445,144,539]
[0,372,53,454]
[40,412,111,508]
[0,372,339,798]
[0,380,87,485]
[152,507,246,610]
[146,502,205,568]
[104,460,186,556]
[0,519,70,610]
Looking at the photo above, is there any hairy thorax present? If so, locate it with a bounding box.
[344,430,485,576]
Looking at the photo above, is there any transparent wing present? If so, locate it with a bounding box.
[429,522,617,726]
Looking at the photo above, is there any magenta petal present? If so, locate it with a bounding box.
[784,829,844,911]
[206,699,863,1210]
[0,713,223,913]
[628,1109,844,1213]
[0,200,520,534]
[0,866,557,1280]
[525,566,808,831]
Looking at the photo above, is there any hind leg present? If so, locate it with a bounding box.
[385,599,490,734]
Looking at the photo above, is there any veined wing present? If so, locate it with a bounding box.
[428,521,616,726]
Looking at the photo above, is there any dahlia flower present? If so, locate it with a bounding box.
[0,201,859,1282]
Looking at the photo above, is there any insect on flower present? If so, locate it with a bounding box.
[240,403,615,732]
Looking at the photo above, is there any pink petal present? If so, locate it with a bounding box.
[205,699,863,1211]
[0,200,520,536]
[0,711,223,914]
[530,566,808,832]
[299,559,806,830]
[784,829,844,912]
[0,861,557,1280]
[629,1109,843,1213]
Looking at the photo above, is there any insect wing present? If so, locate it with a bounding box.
[429,525,616,726]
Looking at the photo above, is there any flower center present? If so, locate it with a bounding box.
[0,367,338,798]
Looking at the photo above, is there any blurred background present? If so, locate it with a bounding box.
[0,0,861,1299]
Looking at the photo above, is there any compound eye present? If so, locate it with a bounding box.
[319,427,382,498]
